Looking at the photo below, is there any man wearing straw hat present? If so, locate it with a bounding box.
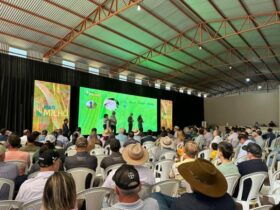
[102,143,155,189]
[152,158,236,210]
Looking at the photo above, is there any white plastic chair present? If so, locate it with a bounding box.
[0,200,23,210]
[234,155,248,165]
[28,152,35,170]
[144,162,154,171]
[225,174,240,196]
[67,167,95,193]
[90,148,106,156]
[152,179,180,197]
[27,171,40,179]
[235,172,268,210]
[143,142,155,150]
[269,137,280,151]
[65,149,77,156]
[268,169,280,194]
[21,198,42,210]
[138,185,152,200]
[159,151,176,160]
[154,160,174,182]
[103,163,123,179]
[104,145,112,155]
[95,154,108,178]
[0,178,15,200]
[251,205,273,210]
[66,145,76,151]
[266,151,278,185]
[77,187,113,210]
[198,149,210,160]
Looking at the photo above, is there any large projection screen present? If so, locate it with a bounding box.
[160,99,173,129]
[32,80,70,132]
[78,87,157,135]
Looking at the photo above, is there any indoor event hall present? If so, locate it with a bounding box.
[0,0,280,210]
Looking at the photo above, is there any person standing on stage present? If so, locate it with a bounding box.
[103,114,109,130]
[137,115,144,132]
[110,111,117,134]
[62,118,69,138]
[128,113,133,133]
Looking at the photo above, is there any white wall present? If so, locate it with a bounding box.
[204,89,279,126]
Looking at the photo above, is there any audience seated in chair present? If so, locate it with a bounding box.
[0,144,18,200]
[101,139,125,170]
[153,136,175,161]
[217,142,240,177]
[103,143,155,189]
[152,158,236,210]
[102,164,159,210]
[42,171,77,210]
[141,130,155,145]
[16,149,60,203]
[233,143,268,200]
[20,134,40,153]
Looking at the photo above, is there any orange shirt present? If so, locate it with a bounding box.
[4,150,30,165]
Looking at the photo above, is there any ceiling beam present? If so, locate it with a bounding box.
[43,0,142,59]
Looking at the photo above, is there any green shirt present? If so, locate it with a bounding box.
[217,161,240,177]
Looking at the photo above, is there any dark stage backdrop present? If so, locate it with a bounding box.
[0,53,204,134]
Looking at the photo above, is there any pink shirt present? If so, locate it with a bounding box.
[4,150,30,165]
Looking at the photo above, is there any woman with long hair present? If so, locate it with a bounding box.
[42,171,77,210]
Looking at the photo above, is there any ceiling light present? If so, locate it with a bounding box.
[165,85,171,91]
[198,93,201,97]
[179,88,184,93]
[229,66,232,70]
[246,78,250,82]
[137,5,141,11]
[204,94,207,98]
[187,90,192,95]
[258,85,262,90]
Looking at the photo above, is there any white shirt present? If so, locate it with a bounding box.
[211,136,222,144]
[20,135,28,146]
[254,136,264,148]
[56,135,69,148]
[237,139,254,159]
[102,198,159,210]
[102,165,155,189]
[16,171,54,203]
[228,132,239,148]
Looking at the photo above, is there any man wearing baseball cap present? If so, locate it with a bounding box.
[233,143,268,200]
[16,149,60,203]
[102,164,159,210]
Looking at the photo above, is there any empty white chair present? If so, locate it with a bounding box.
[21,198,42,210]
[27,171,40,179]
[159,151,176,160]
[67,167,95,193]
[225,174,240,196]
[0,200,23,210]
[90,148,106,156]
[234,155,248,165]
[154,160,174,182]
[251,205,273,210]
[77,187,113,210]
[152,179,180,197]
[198,149,210,160]
[95,154,108,178]
[65,149,77,156]
[0,178,15,200]
[103,163,123,179]
[143,142,155,150]
[235,172,268,210]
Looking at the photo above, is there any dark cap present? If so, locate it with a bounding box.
[113,164,140,190]
[242,143,262,157]
[38,149,59,167]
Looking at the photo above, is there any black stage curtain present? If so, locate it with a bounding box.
[0,53,204,134]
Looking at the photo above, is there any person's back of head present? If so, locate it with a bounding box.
[232,127,238,133]
[39,149,60,171]
[32,131,41,140]
[128,132,134,139]
[75,137,88,150]
[198,128,204,135]
[42,130,48,136]
[57,129,63,135]
[185,141,199,159]
[27,134,36,144]
[119,128,125,134]
[23,129,30,136]
[42,171,76,210]
[242,143,262,159]
[256,130,262,136]
[110,139,121,152]
[0,128,7,136]
[8,134,21,148]
[211,143,218,151]
[147,129,153,136]
[218,142,233,160]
